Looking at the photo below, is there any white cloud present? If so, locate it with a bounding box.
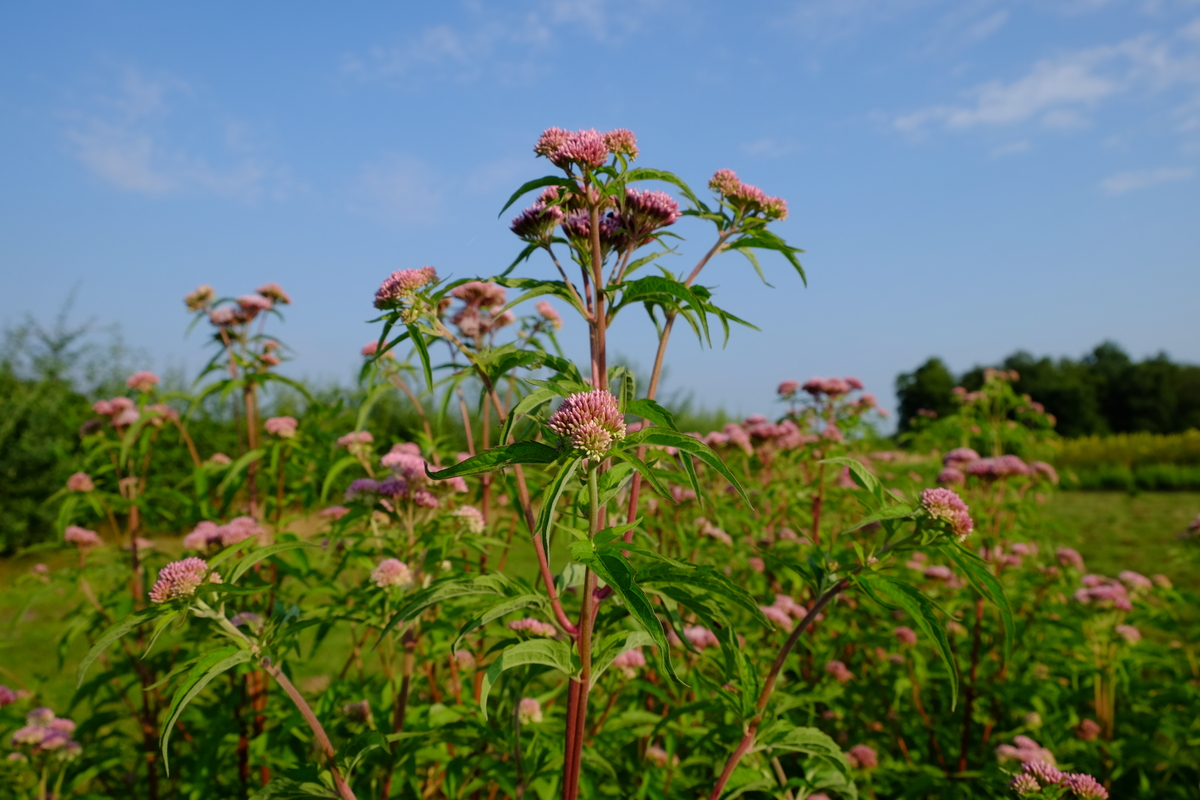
[1100,165,1194,193]
[896,25,1200,134]
[65,68,300,201]
[343,0,669,85]
[349,155,446,224]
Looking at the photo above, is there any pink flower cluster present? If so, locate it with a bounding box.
[256,282,291,304]
[92,396,139,428]
[621,187,682,245]
[264,416,298,438]
[825,660,855,683]
[509,618,557,637]
[681,625,719,650]
[517,697,543,724]
[612,648,646,678]
[10,707,81,760]
[371,558,413,588]
[149,557,222,603]
[919,487,975,541]
[707,169,788,219]
[894,626,918,646]
[449,281,513,339]
[452,505,485,533]
[535,301,562,330]
[64,526,102,549]
[846,744,877,769]
[510,198,566,244]
[126,371,159,392]
[964,455,1031,479]
[548,389,627,460]
[1056,547,1085,570]
[185,284,215,311]
[535,127,632,169]
[803,376,855,397]
[996,735,1055,766]
[1073,575,1133,611]
[696,517,732,545]
[1009,761,1108,799]
[183,517,264,552]
[337,430,375,451]
[66,472,94,492]
[760,593,807,631]
[374,266,438,309]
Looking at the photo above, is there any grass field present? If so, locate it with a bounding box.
[2,491,1197,716]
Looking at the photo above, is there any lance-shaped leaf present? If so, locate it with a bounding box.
[857,574,959,708]
[820,456,883,501]
[534,456,582,544]
[426,442,560,480]
[946,542,1015,662]
[757,721,854,785]
[499,387,559,445]
[636,563,772,627]
[624,398,678,431]
[624,167,701,207]
[452,594,551,652]
[378,574,517,641]
[220,541,317,583]
[407,323,434,390]
[624,428,752,508]
[77,607,160,687]
[590,630,656,688]
[572,548,681,684]
[161,646,253,773]
[479,639,576,720]
[498,175,576,217]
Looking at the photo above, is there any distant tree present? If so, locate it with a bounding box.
[895,357,958,433]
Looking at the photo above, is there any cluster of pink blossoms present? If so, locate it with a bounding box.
[264,416,298,438]
[708,168,788,220]
[91,396,139,428]
[183,517,264,552]
[10,707,81,761]
[371,558,413,588]
[193,283,286,327]
[894,626,918,646]
[825,660,855,684]
[548,389,627,460]
[64,525,103,549]
[919,487,975,541]
[996,735,1055,766]
[696,517,732,546]
[126,370,159,392]
[534,127,637,169]
[508,618,557,637]
[149,557,222,603]
[846,744,878,769]
[374,266,438,310]
[759,593,808,631]
[337,430,374,452]
[1009,760,1108,799]
[452,505,485,534]
[517,697,544,725]
[701,415,814,458]
[449,281,514,339]
[535,301,562,330]
[1073,574,1138,611]
[66,472,94,492]
[611,648,646,679]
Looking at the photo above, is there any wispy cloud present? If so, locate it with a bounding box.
[990,139,1031,157]
[895,24,1200,134]
[1100,165,1194,193]
[342,0,670,86]
[65,67,301,201]
[348,154,446,225]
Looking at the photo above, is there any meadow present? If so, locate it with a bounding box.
[2,128,1198,800]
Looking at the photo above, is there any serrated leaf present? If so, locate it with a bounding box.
[624,429,752,508]
[637,563,772,627]
[946,542,1015,662]
[426,442,560,480]
[624,398,678,431]
[589,630,656,688]
[378,574,516,641]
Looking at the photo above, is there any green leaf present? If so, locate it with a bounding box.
[499,387,559,445]
[378,574,516,641]
[820,456,882,501]
[534,457,582,547]
[452,594,550,653]
[216,448,266,499]
[226,541,317,584]
[479,639,576,720]
[574,549,681,685]
[497,176,574,217]
[757,722,853,779]
[320,455,363,502]
[840,505,917,534]
[161,646,253,773]
[408,324,434,390]
[426,442,560,479]
[624,398,678,431]
[945,543,1015,662]
[637,563,772,627]
[858,575,959,708]
[624,168,700,207]
[77,608,160,687]
[625,429,752,508]
[590,630,656,688]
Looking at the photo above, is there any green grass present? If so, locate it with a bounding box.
[1040,490,1200,584]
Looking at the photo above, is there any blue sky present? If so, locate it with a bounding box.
[2,1,1198,420]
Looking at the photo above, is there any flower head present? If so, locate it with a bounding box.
[371,558,413,588]
[621,188,681,244]
[778,380,800,397]
[345,478,380,501]
[825,660,855,683]
[1115,624,1141,644]
[451,281,507,308]
[942,448,980,467]
[919,487,974,540]
[612,648,645,678]
[510,202,565,243]
[548,389,626,459]
[508,618,557,637]
[536,301,563,330]
[66,472,94,492]
[549,129,609,169]
[1031,461,1059,484]
[517,697,543,725]
[64,526,102,549]
[238,295,273,318]
[265,416,298,438]
[894,626,918,646]
[1009,773,1041,796]
[937,467,965,485]
[1061,773,1108,799]
[126,371,159,392]
[453,505,486,534]
[846,744,877,769]
[256,282,291,304]
[1118,570,1152,591]
[1077,719,1101,740]
[534,127,571,156]
[683,625,719,650]
[185,284,215,311]
[603,128,638,158]
[320,505,350,520]
[149,558,222,603]
[0,686,16,707]
[760,604,794,630]
[375,267,437,309]
[1056,547,1085,570]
